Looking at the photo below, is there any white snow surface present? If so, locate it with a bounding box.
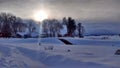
[60,25,67,36]
[0,37,120,68]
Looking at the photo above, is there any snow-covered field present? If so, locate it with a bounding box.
[0,37,120,68]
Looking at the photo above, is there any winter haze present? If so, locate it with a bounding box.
[0,0,120,35]
[0,0,120,68]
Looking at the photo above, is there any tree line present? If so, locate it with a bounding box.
[0,12,37,38]
[0,12,85,38]
[42,17,85,38]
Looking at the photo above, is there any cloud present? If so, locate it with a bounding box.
[0,0,120,35]
[0,0,120,21]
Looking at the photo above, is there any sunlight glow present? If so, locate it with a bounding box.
[33,10,48,22]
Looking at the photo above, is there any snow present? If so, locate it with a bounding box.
[0,37,120,68]
[17,32,28,37]
[60,25,67,36]
[85,35,120,41]
[31,32,38,38]
[83,22,120,35]
[61,37,120,46]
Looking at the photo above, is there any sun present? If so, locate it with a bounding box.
[33,10,48,22]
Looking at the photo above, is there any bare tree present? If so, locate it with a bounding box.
[0,12,27,37]
[42,19,63,37]
[0,13,16,37]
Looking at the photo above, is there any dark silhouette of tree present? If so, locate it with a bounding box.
[0,13,16,37]
[42,20,50,37]
[0,12,85,38]
[0,12,27,37]
[42,19,63,37]
[62,17,67,25]
[12,18,25,34]
[65,17,76,37]
[24,19,37,36]
[77,23,85,38]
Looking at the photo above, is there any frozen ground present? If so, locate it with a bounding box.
[0,37,120,68]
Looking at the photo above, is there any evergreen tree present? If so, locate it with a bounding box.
[77,23,84,38]
[66,17,76,37]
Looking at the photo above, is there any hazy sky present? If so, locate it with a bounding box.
[0,0,120,22]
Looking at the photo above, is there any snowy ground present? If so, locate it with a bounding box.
[0,37,120,68]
